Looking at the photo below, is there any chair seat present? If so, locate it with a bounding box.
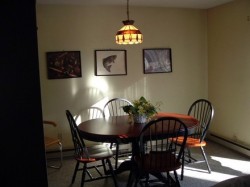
[186,137,206,147]
[44,136,61,147]
[135,152,182,172]
[174,136,207,147]
[76,144,114,162]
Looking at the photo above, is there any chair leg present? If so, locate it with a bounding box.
[72,161,80,184]
[145,174,150,187]
[127,170,134,187]
[187,147,192,163]
[115,143,120,169]
[106,158,118,187]
[174,170,181,187]
[81,163,87,187]
[47,141,63,169]
[200,147,211,173]
[181,149,185,180]
[127,161,140,187]
[58,141,63,167]
[101,159,108,174]
[133,178,139,187]
[181,145,211,180]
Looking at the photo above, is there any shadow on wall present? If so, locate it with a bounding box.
[74,106,103,125]
[72,86,106,113]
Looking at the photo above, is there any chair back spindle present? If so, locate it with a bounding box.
[188,99,214,142]
[103,98,132,118]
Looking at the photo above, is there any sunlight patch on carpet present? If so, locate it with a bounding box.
[211,156,250,174]
[180,166,238,182]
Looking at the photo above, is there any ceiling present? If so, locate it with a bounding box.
[37,0,233,9]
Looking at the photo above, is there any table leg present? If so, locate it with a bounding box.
[150,172,169,184]
[114,139,139,174]
[114,160,134,174]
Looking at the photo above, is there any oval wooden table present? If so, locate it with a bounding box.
[77,112,199,175]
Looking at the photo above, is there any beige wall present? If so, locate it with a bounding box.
[208,0,250,148]
[37,5,208,149]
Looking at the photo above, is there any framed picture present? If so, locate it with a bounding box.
[46,51,82,79]
[143,48,172,74]
[95,50,127,76]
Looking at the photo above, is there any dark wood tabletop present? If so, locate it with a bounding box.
[77,112,199,143]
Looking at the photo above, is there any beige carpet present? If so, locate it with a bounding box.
[47,140,250,187]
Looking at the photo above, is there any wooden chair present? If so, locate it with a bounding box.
[128,117,188,187]
[43,120,63,169]
[177,99,214,180]
[103,98,133,169]
[65,110,118,187]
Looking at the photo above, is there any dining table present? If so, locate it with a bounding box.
[77,112,199,175]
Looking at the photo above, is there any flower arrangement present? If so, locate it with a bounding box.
[122,96,160,123]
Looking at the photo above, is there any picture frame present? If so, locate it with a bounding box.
[46,51,82,79]
[95,50,127,76]
[143,48,172,74]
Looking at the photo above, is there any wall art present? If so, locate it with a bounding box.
[143,48,172,74]
[95,50,127,76]
[46,51,81,79]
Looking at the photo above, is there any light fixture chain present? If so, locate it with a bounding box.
[127,0,130,20]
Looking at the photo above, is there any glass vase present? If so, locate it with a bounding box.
[133,114,147,124]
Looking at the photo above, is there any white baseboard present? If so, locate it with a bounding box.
[46,149,74,159]
[207,133,250,157]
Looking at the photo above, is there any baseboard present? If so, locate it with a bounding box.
[207,133,250,157]
[46,148,74,159]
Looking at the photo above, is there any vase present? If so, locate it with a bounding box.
[133,114,147,123]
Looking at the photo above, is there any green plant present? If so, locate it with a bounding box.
[122,96,160,119]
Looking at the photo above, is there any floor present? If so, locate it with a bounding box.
[47,140,250,187]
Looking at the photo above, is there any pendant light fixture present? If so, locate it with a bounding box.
[115,0,143,45]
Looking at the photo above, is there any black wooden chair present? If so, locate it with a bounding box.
[65,110,118,187]
[176,99,214,180]
[103,98,133,169]
[128,117,188,187]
